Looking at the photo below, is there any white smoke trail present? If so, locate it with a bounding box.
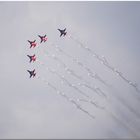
[68,35,140,94]
[52,43,111,88]
[52,51,140,119]
[66,35,140,118]
[105,108,140,138]
[109,86,140,119]
[43,51,107,99]
[45,44,140,116]
[38,43,140,120]
[37,55,140,130]
[77,98,105,110]
[27,35,139,137]
[37,73,140,137]
[36,76,95,120]
[36,60,103,110]
[45,44,140,126]
[36,63,139,136]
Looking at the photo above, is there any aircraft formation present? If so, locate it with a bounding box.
[27,28,66,78]
[25,27,140,137]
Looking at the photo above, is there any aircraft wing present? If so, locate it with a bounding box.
[60,33,63,37]
[28,40,31,43]
[58,29,61,32]
[30,74,32,78]
[27,70,30,73]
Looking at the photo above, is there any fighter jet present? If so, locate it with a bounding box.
[27,54,36,63]
[58,28,67,37]
[28,40,37,48]
[27,69,36,78]
[38,35,47,43]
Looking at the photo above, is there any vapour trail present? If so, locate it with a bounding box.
[42,50,107,99]
[43,44,140,120]
[68,35,140,94]
[38,74,139,137]
[30,36,139,136]
[105,108,140,138]
[35,47,139,137]
[39,70,140,137]
[37,76,95,120]
[36,59,103,110]
[37,60,139,136]
[51,43,110,88]
[38,71,139,137]
[37,54,140,132]
[67,35,140,116]
[77,98,105,110]
[108,86,140,119]
[39,43,140,120]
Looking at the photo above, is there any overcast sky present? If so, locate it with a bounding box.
[0,1,140,139]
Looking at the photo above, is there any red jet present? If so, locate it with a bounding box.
[27,54,36,63]
[38,35,48,43]
[28,40,37,48]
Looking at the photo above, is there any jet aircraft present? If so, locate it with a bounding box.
[27,69,36,78]
[38,35,48,43]
[58,28,67,37]
[28,40,37,48]
[27,54,36,63]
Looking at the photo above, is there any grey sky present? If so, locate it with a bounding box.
[0,1,140,139]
